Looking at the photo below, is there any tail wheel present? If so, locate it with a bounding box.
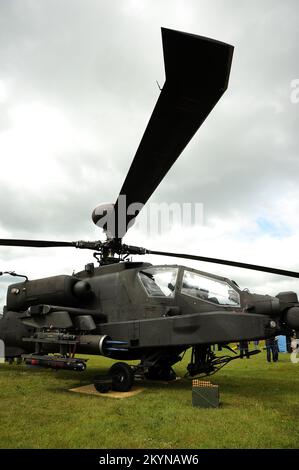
[110,362,134,392]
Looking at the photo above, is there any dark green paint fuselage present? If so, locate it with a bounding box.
[0,261,293,361]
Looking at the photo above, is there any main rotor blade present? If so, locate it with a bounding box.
[146,249,299,279]
[113,28,234,238]
[0,239,75,248]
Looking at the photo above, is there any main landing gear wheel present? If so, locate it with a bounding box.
[110,362,134,392]
[93,375,112,393]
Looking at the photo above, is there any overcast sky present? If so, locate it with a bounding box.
[0,0,298,307]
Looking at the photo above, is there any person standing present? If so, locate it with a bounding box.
[274,336,279,361]
[265,337,279,362]
[286,335,292,353]
[291,334,298,352]
[240,340,250,359]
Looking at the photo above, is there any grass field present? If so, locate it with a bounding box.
[0,349,299,449]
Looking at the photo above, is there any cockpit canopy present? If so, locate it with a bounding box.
[181,269,240,306]
[138,267,178,298]
[138,266,240,307]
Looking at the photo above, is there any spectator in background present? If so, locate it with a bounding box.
[286,335,292,353]
[265,337,279,362]
[254,340,260,349]
[291,334,298,352]
[240,340,250,359]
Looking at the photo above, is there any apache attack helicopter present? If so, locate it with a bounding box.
[1,27,299,393]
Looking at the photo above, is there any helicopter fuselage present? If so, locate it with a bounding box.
[0,261,296,362]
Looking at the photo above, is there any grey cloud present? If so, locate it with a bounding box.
[0,0,298,294]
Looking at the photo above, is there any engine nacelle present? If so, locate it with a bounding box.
[6,275,93,311]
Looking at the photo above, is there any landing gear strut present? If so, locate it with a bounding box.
[144,364,176,381]
[93,353,181,393]
[187,345,216,376]
[186,344,261,378]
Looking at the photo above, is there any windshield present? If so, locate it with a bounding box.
[181,270,240,307]
[138,267,178,298]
